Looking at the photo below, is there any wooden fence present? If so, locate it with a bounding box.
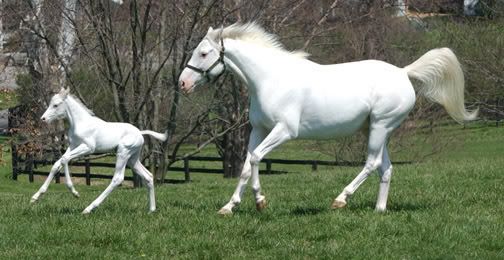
[8,98,504,186]
[11,154,412,186]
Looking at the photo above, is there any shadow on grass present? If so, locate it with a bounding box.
[164,179,189,184]
[290,206,326,216]
[386,202,433,212]
[346,200,433,212]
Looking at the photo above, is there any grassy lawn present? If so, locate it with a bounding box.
[0,125,503,259]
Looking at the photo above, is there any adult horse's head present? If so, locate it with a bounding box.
[41,88,70,123]
[179,27,226,94]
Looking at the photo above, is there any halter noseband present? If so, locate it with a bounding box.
[185,37,226,83]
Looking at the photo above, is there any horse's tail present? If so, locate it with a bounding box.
[404,47,478,123]
[140,130,168,142]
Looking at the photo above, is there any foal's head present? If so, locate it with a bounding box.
[41,88,70,123]
[179,27,225,94]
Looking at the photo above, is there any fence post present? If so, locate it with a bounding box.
[26,154,34,183]
[11,144,18,181]
[265,159,272,174]
[85,159,91,186]
[496,99,500,127]
[184,158,190,182]
[55,169,61,184]
[311,161,318,171]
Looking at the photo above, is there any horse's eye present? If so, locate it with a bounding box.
[201,52,207,58]
[53,104,58,108]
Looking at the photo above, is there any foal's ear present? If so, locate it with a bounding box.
[60,87,70,98]
[207,27,214,34]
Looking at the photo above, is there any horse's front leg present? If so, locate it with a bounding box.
[218,128,265,215]
[218,152,252,215]
[250,124,292,212]
[219,124,292,215]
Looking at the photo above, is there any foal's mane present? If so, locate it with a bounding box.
[67,94,95,116]
[208,22,309,59]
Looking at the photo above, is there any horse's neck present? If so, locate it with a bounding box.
[65,96,93,129]
[224,39,280,96]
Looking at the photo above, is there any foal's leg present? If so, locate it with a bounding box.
[82,148,129,214]
[63,163,80,198]
[376,146,392,212]
[31,145,91,203]
[218,128,265,215]
[332,126,390,209]
[129,157,156,212]
[30,158,63,203]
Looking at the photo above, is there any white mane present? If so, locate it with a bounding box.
[68,94,95,116]
[208,22,309,59]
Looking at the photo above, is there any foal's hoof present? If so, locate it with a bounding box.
[217,207,233,216]
[82,209,92,215]
[375,206,387,213]
[30,197,38,204]
[331,199,347,209]
[256,198,267,212]
[72,191,80,198]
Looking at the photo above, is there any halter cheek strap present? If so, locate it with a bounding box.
[185,37,226,83]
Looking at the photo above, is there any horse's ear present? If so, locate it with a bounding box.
[207,27,214,34]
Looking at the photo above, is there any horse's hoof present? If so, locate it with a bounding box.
[331,199,346,209]
[72,191,80,198]
[256,198,267,212]
[30,197,38,204]
[217,207,233,216]
[82,209,92,215]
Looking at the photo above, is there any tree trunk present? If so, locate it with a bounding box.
[222,121,250,178]
[219,77,250,178]
[0,0,3,50]
[56,0,78,87]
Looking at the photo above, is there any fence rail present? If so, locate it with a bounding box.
[11,155,412,186]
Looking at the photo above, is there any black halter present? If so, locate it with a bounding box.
[185,37,226,83]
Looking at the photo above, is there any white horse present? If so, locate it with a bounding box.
[31,88,167,214]
[179,23,477,214]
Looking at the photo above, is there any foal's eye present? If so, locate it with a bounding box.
[53,104,58,108]
[201,52,207,58]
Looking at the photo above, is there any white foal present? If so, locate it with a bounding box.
[179,22,477,214]
[31,88,167,214]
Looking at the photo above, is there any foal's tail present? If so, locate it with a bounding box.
[404,47,478,123]
[140,130,168,142]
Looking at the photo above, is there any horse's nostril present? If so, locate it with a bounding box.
[180,80,185,88]
[41,117,46,121]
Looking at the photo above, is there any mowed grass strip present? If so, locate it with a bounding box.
[0,126,503,259]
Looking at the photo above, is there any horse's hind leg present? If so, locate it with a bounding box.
[376,146,392,212]
[332,125,390,209]
[82,147,129,214]
[129,155,156,212]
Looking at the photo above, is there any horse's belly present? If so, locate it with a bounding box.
[297,101,370,139]
[297,115,368,139]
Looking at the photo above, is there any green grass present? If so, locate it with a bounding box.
[0,89,18,110]
[1,126,504,259]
